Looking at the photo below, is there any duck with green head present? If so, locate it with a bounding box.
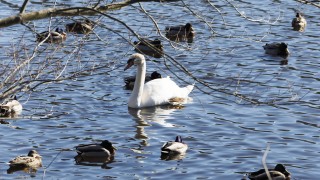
[75,140,117,163]
[161,136,188,154]
[248,164,291,180]
[66,19,95,34]
[263,42,290,57]
[134,38,164,58]
[165,23,195,42]
[124,71,162,90]
[36,27,67,43]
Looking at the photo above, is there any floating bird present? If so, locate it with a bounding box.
[8,150,42,169]
[124,71,162,90]
[161,136,188,154]
[248,164,291,180]
[134,38,164,58]
[75,140,116,163]
[124,53,194,108]
[0,95,22,117]
[292,13,307,32]
[165,23,195,42]
[263,42,290,57]
[66,19,95,34]
[36,27,67,43]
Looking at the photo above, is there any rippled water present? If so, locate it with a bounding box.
[0,0,319,179]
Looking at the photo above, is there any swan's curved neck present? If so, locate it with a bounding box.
[129,61,146,108]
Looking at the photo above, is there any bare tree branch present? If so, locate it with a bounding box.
[20,0,30,13]
[0,0,179,28]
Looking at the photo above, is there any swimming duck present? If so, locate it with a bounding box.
[75,140,116,162]
[134,38,164,58]
[248,164,291,180]
[161,136,188,154]
[8,150,42,169]
[165,23,195,42]
[66,19,95,34]
[263,42,290,57]
[125,53,194,108]
[124,71,162,90]
[36,27,67,43]
[0,95,22,117]
[292,13,307,32]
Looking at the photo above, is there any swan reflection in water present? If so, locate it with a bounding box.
[128,104,184,131]
[128,105,188,160]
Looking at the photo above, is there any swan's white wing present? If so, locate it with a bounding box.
[140,77,193,107]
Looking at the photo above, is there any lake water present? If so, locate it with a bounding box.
[0,0,319,179]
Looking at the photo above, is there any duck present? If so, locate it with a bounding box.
[8,150,42,169]
[75,140,116,162]
[124,71,162,90]
[66,19,95,34]
[134,38,164,58]
[161,136,188,154]
[124,53,194,108]
[263,42,290,57]
[292,13,307,32]
[36,27,67,43]
[248,164,291,180]
[165,23,195,42]
[0,95,22,117]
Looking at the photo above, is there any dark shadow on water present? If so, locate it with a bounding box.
[160,152,187,161]
[74,155,114,169]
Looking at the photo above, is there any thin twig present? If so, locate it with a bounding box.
[262,144,271,180]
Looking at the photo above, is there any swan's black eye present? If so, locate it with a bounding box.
[127,58,134,64]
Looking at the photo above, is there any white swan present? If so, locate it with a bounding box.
[124,53,194,108]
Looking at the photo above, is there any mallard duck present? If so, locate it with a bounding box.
[292,13,307,32]
[66,19,95,34]
[8,150,42,169]
[134,38,164,58]
[161,136,188,154]
[75,140,116,162]
[124,71,162,90]
[263,42,290,57]
[0,95,22,117]
[36,27,67,43]
[165,23,195,42]
[248,164,291,180]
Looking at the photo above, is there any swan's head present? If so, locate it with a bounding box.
[124,53,145,71]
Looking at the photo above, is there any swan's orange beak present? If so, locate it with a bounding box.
[124,58,134,71]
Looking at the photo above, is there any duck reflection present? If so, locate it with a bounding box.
[7,166,38,174]
[160,152,186,161]
[74,155,113,169]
